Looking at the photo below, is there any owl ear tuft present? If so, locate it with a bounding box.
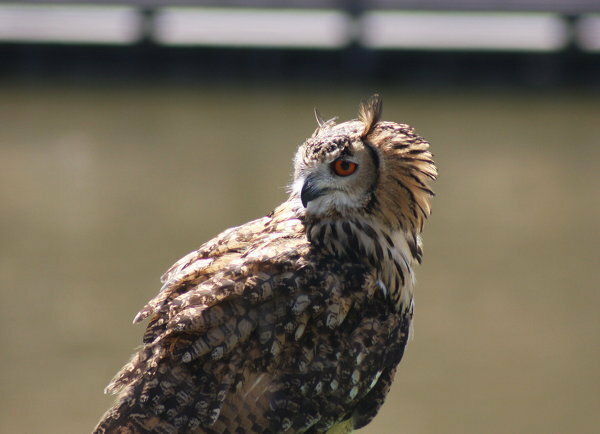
[313,107,338,134]
[314,107,326,128]
[358,94,382,137]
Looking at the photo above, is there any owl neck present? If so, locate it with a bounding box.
[304,215,417,312]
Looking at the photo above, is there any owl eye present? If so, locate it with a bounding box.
[331,159,358,177]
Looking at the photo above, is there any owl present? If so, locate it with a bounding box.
[94,95,437,433]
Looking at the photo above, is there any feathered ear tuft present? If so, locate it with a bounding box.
[314,107,326,128]
[313,107,338,133]
[358,94,383,136]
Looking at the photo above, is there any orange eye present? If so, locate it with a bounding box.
[331,159,358,177]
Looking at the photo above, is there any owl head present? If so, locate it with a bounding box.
[292,95,437,232]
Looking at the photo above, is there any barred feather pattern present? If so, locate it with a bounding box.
[94,95,435,433]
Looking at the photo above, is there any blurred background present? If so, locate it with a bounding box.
[1,1,599,433]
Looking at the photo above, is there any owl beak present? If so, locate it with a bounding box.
[301,174,327,207]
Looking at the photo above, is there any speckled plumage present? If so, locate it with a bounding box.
[94,95,436,433]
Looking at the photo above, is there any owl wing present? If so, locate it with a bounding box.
[95,210,410,433]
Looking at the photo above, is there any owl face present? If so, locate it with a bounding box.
[293,120,380,217]
[291,95,435,231]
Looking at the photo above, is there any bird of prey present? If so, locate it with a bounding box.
[94,95,437,433]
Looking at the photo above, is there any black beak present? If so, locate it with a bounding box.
[301,174,327,207]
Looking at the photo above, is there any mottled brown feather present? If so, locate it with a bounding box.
[94,96,436,433]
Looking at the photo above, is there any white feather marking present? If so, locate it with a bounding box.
[243,373,266,399]
[315,382,323,394]
[368,370,383,392]
[356,352,366,365]
[388,229,416,311]
[408,299,415,342]
[305,190,361,217]
[294,323,306,341]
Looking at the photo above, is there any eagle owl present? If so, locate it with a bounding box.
[94,95,436,433]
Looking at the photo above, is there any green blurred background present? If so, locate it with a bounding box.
[1,3,600,434]
[2,83,598,434]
